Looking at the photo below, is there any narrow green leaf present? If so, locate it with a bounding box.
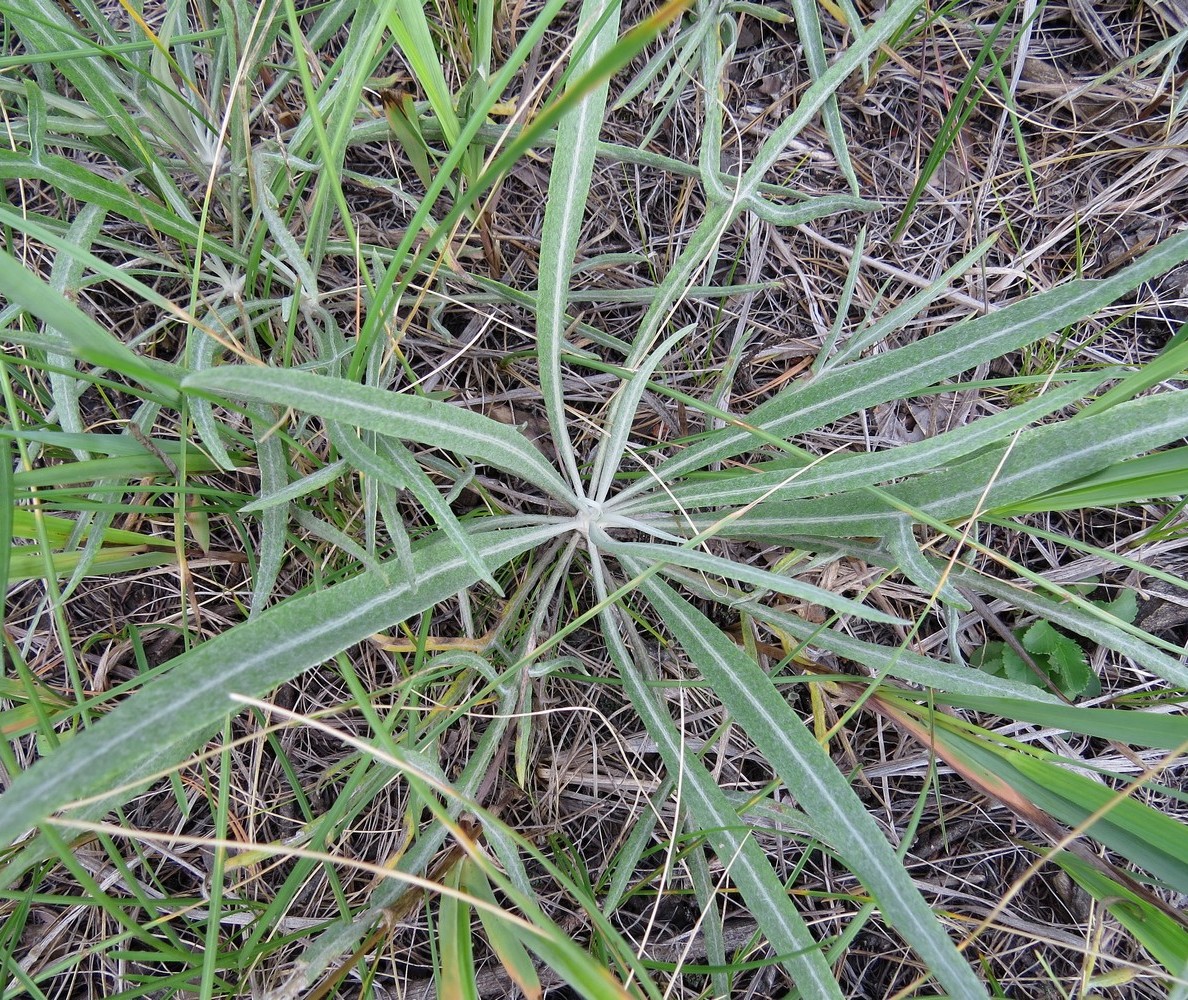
[691,585,1064,701]
[247,405,289,615]
[240,460,349,513]
[616,228,1188,501]
[618,378,1096,515]
[45,204,105,454]
[337,426,498,589]
[824,231,1000,369]
[671,390,1188,538]
[186,328,237,472]
[596,596,845,997]
[1050,852,1188,976]
[536,0,623,492]
[592,325,692,503]
[0,524,567,853]
[3,0,155,168]
[625,568,988,998]
[0,249,181,403]
[600,536,905,624]
[0,433,12,629]
[787,0,858,192]
[927,694,1188,750]
[183,367,577,503]
[465,862,543,1000]
[385,4,461,148]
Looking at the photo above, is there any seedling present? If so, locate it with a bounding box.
[973,584,1138,699]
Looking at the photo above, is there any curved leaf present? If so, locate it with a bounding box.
[183,367,577,503]
[0,523,569,855]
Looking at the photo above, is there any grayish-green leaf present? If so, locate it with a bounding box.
[599,534,906,624]
[618,378,1096,515]
[536,0,622,492]
[595,592,844,996]
[626,566,988,998]
[0,524,569,854]
[183,367,576,503]
[661,391,1188,539]
[248,405,289,615]
[615,229,1188,502]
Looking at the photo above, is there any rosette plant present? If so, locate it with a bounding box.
[2,0,1188,995]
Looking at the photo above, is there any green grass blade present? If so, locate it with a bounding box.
[239,459,348,513]
[1050,852,1188,977]
[941,729,1188,896]
[347,0,567,379]
[0,432,13,630]
[384,2,462,148]
[992,447,1188,515]
[892,0,1025,239]
[186,328,237,471]
[438,863,481,1000]
[465,862,542,1000]
[1078,320,1188,418]
[0,248,181,404]
[927,694,1188,750]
